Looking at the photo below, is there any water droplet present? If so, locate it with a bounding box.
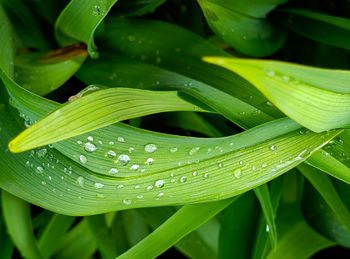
[157,193,164,198]
[130,164,139,171]
[266,225,270,232]
[170,147,178,153]
[128,147,135,153]
[145,144,157,153]
[137,195,143,199]
[265,101,274,107]
[218,163,223,168]
[282,75,290,82]
[96,193,105,199]
[180,176,187,183]
[147,185,153,191]
[77,176,84,187]
[92,5,101,16]
[36,166,44,173]
[94,183,104,189]
[189,147,200,155]
[262,163,267,168]
[155,180,165,188]
[107,150,116,157]
[145,158,154,165]
[170,173,175,177]
[192,171,198,176]
[117,136,125,143]
[204,173,209,178]
[41,181,46,185]
[123,199,132,205]
[77,140,83,145]
[87,136,94,142]
[263,69,275,77]
[270,145,277,151]
[134,185,140,189]
[117,184,124,189]
[84,142,97,152]
[234,169,242,179]
[79,155,87,164]
[117,154,130,165]
[242,35,247,40]
[36,148,47,158]
[109,168,118,175]
[109,141,115,145]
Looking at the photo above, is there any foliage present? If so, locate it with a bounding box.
[1,0,350,258]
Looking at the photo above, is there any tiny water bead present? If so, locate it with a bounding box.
[130,164,139,171]
[94,183,104,189]
[77,140,83,145]
[192,171,198,176]
[263,69,275,77]
[170,147,178,153]
[204,173,209,178]
[87,136,94,142]
[189,147,200,155]
[155,180,165,188]
[84,142,97,152]
[147,185,153,191]
[180,176,187,183]
[79,155,87,164]
[128,147,135,153]
[36,148,47,158]
[144,143,157,153]
[109,168,118,175]
[145,158,154,165]
[123,199,132,205]
[117,136,125,143]
[117,154,130,165]
[269,145,277,151]
[233,169,242,179]
[107,150,116,157]
[77,176,84,187]
[36,166,44,173]
[218,163,223,168]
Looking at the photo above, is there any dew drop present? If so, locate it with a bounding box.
[87,136,94,142]
[36,148,47,158]
[180,176,187,183]
[117,136,125,143]
[263,69,275,77]
[117,184,124,189]
[36,166,44,173]
[270,145,277,151]
[234,169,242,179]
[109,168,118,175]
[282,75,290,82]
[130,164,139,171]
[155,180,165,188]
[128,147,135,153]
[94,183,104,189]
[118,154,130,165]
[145,143,157,153]
[109,141,115,145]
[84,142,97,152]
[137,195,144,199]
[266,225,270,232]
[145,158,154,165]
[204,173,209,178]
[77,140,83,145]
[192,171,198,176]
[123,199,132,205]
[218,163,223,168]
[189,147,200,155]
[79,155,87,164]
[77,176,84,187]
[107,150,116,157]
[147,185,153,191]
[170,147,178,153]
[157,193,164,198]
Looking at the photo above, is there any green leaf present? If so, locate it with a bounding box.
[116,0,166,17]
[38,214,76,258]
[0,4,15,77]
[299,163,350,233]
[218,192,259,259]
[254,184,277,248]
[9,86,208,153]
[197,0,286,57]
[277,9,350,50]
[1,191,43,259]
[117,199,234,259]
[139,207,218,259]
[14,45,87,96]
[55,0,119,57]
[204,57,350,132]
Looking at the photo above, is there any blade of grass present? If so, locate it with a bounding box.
[1,191,44,259]
[117,199,234,259]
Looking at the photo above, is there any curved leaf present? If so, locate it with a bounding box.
[204,57,350,132]
[55,0,118,57]
[197,0,286,57]
[277,9,350,50]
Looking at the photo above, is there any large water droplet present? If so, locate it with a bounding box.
[145,144,157,153]
[84,142,97,152]
[118,154,130,165]
[130,164,139,171]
